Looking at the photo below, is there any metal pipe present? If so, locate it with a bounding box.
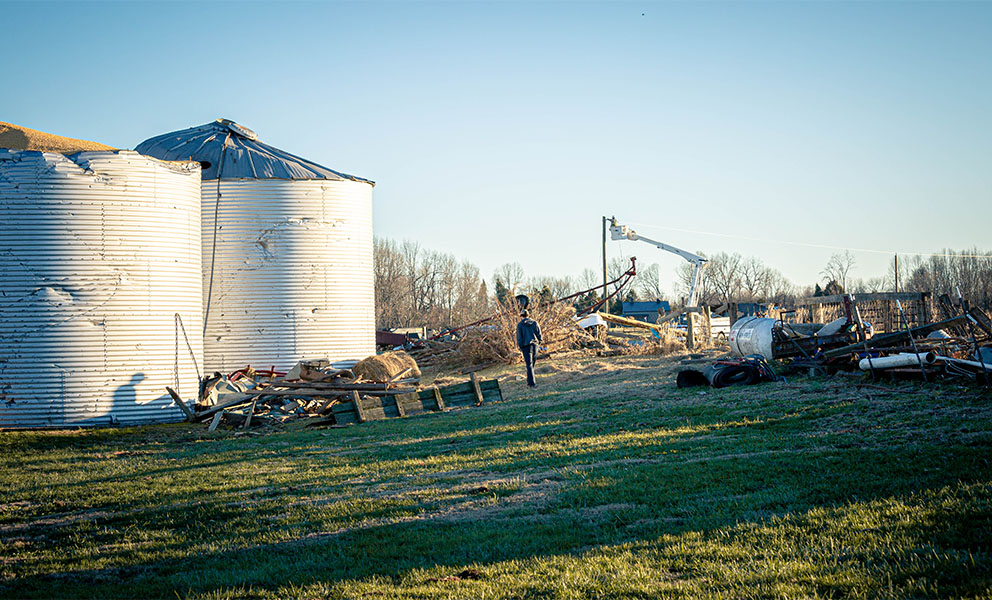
[935,355,992,372]
[896,299,928,382]
[859,352,937,371]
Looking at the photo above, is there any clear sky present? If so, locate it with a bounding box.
[4,0,990,296]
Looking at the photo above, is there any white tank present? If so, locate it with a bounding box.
[136,119,375,372]
[728,317,778,359]
[0,150,203,428]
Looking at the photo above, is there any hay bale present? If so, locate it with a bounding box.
[352,351,421,382]
[0,121,115,154]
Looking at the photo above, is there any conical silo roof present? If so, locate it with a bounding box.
[135,118,373,183]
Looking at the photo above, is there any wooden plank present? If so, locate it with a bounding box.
[444,395,475,408]
[388,367,413,383]
[208,412,224,432]
[399,400,428,416]
[470,373,484,406]
[193,395,256,422]
[481,379,503,403]
[969,308,992,338]
[242,400,257,429]
[357,396,399,419]
[360,406,388,421]
[317,397,338,415]
[598,311,671,332]
[393,394,406,417]
[334,411,358,425]
[433,387,447,412]
[165,387,195,421]
[259,381,415,393]
[686,313,695,351]
[352,390,366,423]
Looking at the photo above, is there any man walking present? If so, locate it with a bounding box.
[516,310,543,388]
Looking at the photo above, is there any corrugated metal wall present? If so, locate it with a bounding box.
[0,150,203,428]
[202,179,375,372]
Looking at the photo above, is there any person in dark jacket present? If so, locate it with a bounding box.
[516,310,543,388]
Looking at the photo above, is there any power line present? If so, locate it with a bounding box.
[623,221,992,259]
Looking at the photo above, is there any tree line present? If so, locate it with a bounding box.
[374,237,992,330]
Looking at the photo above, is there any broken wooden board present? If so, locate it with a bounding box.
[330,378,503,426]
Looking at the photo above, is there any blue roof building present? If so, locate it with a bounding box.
[620,300,671,323]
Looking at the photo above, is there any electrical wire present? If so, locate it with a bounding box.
[623,221,992,259]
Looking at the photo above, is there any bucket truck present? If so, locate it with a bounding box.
[609,217,708,308]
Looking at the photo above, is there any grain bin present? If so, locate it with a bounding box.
[0,150,202,428]
[136,119,375,372]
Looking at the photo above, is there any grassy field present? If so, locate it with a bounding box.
[1,354,990,599]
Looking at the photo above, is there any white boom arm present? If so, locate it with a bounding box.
[609,218,708,308]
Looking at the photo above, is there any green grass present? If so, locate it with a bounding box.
[1,355,990,599]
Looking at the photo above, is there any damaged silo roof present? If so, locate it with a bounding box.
[135,118,373,184]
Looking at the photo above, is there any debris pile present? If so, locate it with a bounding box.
[406,304,685,370]
[725,293,991,385]
[167,352,503,432]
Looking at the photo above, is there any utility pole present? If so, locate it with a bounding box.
[601,216,608,301]
[894,254,899,292]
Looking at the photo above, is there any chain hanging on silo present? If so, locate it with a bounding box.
[174,312,202,391]
[202,133,231,336]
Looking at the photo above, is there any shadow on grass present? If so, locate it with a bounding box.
[4,432,991,599]
[3,377,991,598]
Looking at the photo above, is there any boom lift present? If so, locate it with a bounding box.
[609,217,708,308]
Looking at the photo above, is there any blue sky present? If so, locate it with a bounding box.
[4,1,990,295]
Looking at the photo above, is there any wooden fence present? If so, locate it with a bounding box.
[792,292,932,333]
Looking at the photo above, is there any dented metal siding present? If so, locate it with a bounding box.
[0,150,203,428]
[201,179,375,372]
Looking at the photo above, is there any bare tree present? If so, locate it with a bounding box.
[739,256,772,301]
[373,238,491,331]
[821,251,857,291]
[635,263,665,300]
[578,268,599,292]
[705,252,744,305]
[530,275,574,300]
[493,262,526,291]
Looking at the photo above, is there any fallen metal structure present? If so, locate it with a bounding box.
[726,293,991,385]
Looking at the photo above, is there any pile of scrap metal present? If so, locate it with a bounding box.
[727,294,991,384]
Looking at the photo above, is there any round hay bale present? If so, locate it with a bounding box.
[352,351,420,382]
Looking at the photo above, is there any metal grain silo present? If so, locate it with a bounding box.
[0,150,203,428]
[136,119,375,373]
